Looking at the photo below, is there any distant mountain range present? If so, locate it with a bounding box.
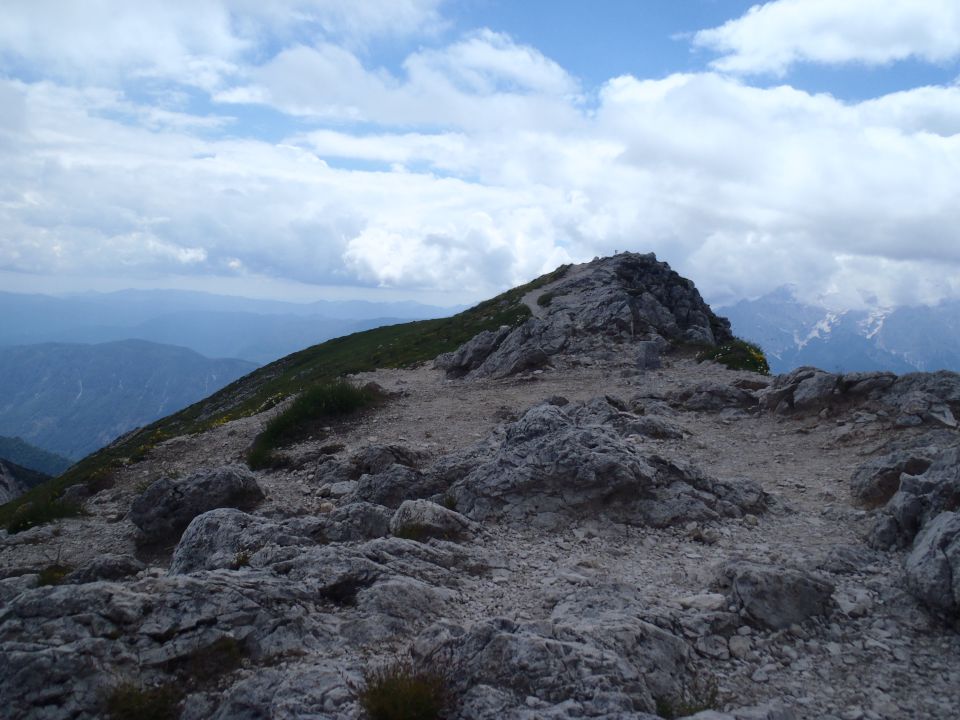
[0,340,257,459]
[723,286,960,374]
[0,290,460,364]
[0,435,72,476]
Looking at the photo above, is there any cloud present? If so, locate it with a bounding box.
[217,30,582,131]
[2,7,960,312]
[694,0,960,75]
[0,0,444,88]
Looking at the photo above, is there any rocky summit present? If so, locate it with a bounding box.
[1,252,959,720]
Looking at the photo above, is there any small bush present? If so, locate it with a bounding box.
[697,338,770,375]
[6,497,83,534]
[537,291,556,307]
[356,656,454,720]
[37,563,72,586]
[232,551,251,569]
[105,682,182,720]
[655,673,719,719]
[247,381,381,469]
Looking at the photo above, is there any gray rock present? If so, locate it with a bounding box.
[904,511,960,616]
[759,368,840,414]
[169,508,315,574]
[436,253,732,380]
[350,464,445,508]
[673,382,756,413]
[317,502,393,543]
[870,445,960,549]
[65,554,144,584]
[446,401,766,529]
[435,325,513,378]
[128,465,264,546]
[719,561,834,630]
[389,499,477,541]
[416,618,658,715]
[351,443,428,475]
[850,451,934,509]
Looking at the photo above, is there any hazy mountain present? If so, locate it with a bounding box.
[0,459,50,504]
[0,290,461,363]
[723,286,960,374]
[0,340,257,459]
[0,435,72,476]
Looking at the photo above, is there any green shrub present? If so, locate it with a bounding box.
[247,381,381,469]
[105,682,182,720]
[536,291,556,307]
[356,656,454,720]
[655,672,719,719]
[6,497,83,534]
[697,338,770,375]
[37,563,72,586]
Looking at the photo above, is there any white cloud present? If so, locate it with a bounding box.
[2,8,960,313]
[0,0,443,88]
[217,30,583,131]
[694,0,960,75]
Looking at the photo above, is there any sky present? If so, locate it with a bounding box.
[1,0,959,309]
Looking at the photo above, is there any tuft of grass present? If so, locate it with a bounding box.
[356,656,454,720]
[36,563,72,586]
[6,497,83,534]
[231,551,251,569]
[105,683,182,720]
[440,494,457,511]
[247,381,381,469]
[696,338,770,375]
[536,291,556,307]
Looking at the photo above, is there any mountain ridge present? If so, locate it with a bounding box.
[724,286,960,374]
[1,253,959,719]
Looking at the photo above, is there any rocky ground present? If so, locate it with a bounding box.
[1,253,958,720]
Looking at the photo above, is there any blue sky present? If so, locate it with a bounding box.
[1,0,959,309]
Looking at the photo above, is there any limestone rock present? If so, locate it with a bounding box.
[65,554,144,584]
[673,382,757,413]
[389,499,477,541]
[850,450,934,509]
[870,445,960,549]
[128,465,264,546]
[446,401,766,530]
[436,253,732,380]
[719,561,834,630]
[349,463,445,508]
[904,511,960,616]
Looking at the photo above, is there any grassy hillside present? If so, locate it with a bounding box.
[0,266,569,529]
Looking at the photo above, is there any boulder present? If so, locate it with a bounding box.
[759,368,839,414]
[128,466,264,546]
[389,499,477,542]
[349,464,445,508]
[904,511,960,616]
[850,451,934,509]
[719,561,834,630]
[870,445,960,549]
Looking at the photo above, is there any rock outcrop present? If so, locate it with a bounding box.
[436,253,733,380]
[445,398,767,530]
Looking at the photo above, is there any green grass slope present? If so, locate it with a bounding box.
[0,265,570,529]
